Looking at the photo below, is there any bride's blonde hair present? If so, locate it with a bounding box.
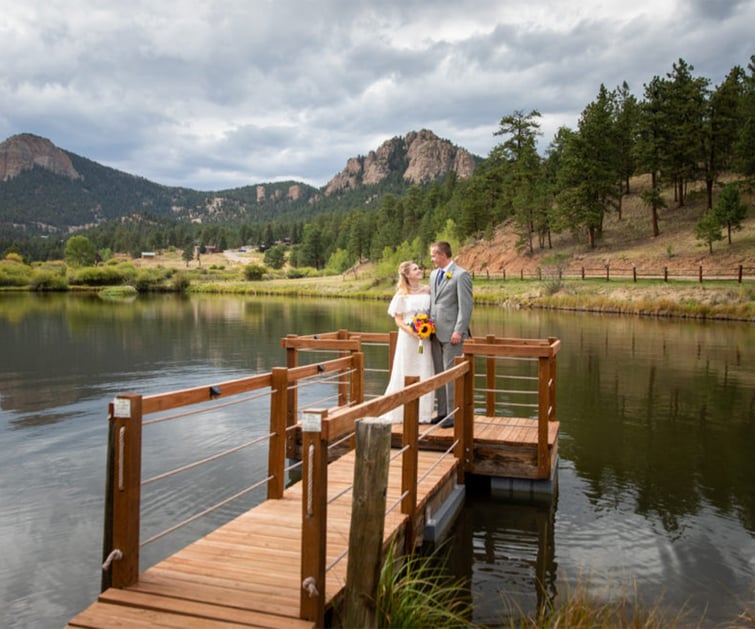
[396,261,414,294]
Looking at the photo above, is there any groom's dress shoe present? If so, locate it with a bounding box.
[430,414,445,425]
[440,416,454,429]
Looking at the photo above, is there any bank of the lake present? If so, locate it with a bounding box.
[187,273,755,322]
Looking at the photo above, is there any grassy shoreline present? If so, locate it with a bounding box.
[186,274,755,322]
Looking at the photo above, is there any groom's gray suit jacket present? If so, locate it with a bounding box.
[429,262,473,343]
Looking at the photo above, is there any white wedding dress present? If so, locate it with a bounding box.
[382,292,435,424]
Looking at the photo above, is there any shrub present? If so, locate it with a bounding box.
[30,269,69,290]
[69,265,134,286]
[172,272,190,292]
[0,260,32,286]
[244,263,267,281]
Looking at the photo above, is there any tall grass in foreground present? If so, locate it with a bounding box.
[502,581,699,628]
[374,541,470,628]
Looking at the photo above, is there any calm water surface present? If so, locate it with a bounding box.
[0,293,752,628]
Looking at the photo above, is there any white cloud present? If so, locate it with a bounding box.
[0,0,752,190]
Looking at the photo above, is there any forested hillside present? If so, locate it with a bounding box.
[1,56,753,272]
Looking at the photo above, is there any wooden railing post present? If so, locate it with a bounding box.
[285,335,299,459]
[267,367,288,499]
[452,356,473,483]
[300,408,328,626]
[460,354,474,478]
[537,357,551,479]
[105,394,142,589]
[548,338,558,422]
[485,335,496,416]
[401,376,419,551]
[337,329,350,406]
[350,352,364,405]
[343,418,391,629]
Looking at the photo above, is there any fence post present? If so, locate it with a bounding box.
[738,264,743,283]
[520,268,524,281]
[633,265,637,283]
[342,418,391,629]
[300,408,328,626]
[502,267,506,281]
[267,367,288,499]
[605,264,610,282]
[105,394,142,589]
[699,264,703,283]
[664,266,668,282]
[581,266,585,280]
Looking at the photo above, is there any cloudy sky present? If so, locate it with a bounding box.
[1,1,752,191]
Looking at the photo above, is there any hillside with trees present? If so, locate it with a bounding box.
[1,56,753,275]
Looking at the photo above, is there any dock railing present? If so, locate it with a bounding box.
[99,329,559,626]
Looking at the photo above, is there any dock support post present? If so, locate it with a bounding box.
[343,418,391,629]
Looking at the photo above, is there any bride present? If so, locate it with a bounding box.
[382,260,435,423]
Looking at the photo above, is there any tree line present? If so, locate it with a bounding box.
[3,56,753,270]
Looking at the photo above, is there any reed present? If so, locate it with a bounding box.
[374,541,471,629]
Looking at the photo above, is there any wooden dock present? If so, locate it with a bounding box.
[68,448,458,628]
[67,331,560,627]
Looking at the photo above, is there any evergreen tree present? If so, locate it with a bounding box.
[635,75,668,237]
[734,55,755,176]
[695,209,723,253]
[702,66,744,208]
[714,183,748,244]
[663,59,709,207]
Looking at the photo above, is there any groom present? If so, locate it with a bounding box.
[429,241,473,428]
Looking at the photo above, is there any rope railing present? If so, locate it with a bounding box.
[143,387,273,426]
[142,431,274,486]
[386,489,411,515]
[140,474,274,547]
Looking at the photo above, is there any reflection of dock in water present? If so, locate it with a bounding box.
[450,488,557,625]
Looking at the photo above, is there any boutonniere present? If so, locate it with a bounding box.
[445,271,452,279]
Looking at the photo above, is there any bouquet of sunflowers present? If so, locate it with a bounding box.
[411,312,435,354]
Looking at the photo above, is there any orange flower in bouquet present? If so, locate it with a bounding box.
[411,313,435,353]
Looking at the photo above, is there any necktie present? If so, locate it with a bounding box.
[437,270,444,286]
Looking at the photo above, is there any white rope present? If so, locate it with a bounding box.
[142,432,273,486]
[143,388,274,426]
[140,474,273,547]
[307,443,314,517]
[101,549,122,571]
[117,427,125,491]
[326,548,349,572]
[386,489,410,515]
[328,484,353,505]
[302,576,319,597]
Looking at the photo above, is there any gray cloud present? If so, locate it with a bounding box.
[1,0,752,190]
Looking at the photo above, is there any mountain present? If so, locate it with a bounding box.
[0,131,478,238]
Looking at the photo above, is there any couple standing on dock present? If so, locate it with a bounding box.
[383,241,473,427]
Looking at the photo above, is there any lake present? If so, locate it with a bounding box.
[0,292,753,627]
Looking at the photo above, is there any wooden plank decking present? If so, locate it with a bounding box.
[392,416,560,479]
[67,448,458,629]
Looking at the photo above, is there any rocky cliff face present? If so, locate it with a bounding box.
[323,129,476,196]
[0,133,81,181]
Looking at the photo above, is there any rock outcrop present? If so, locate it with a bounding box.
[323,129,476,196]
[0,133,81,181]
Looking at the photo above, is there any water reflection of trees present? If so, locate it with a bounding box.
[558,322,755,532]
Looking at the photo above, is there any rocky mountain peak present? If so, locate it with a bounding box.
[323,129,476,196]
[0,133,81,182]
